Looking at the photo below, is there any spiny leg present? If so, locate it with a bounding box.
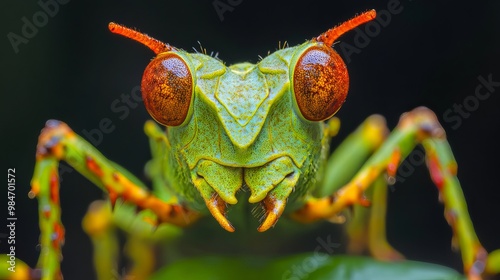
[292,107,492,278]
[30,120,201,280]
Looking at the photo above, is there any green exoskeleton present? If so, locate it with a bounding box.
[14,9,500,279]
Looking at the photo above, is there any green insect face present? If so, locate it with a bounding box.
[109,11,373,231]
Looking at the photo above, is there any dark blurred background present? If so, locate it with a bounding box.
[1,1,500,279]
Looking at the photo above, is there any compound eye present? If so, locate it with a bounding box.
[141,53,193,126]
[293,45,349,121]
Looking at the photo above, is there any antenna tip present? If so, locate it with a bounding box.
[366,9,377,20]
[108,22,121,33]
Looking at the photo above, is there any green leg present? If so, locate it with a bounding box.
[83,199,175,280]
[0,256,32,280]
[315,114,402,260]
[487,249,500,275]
[345,175,404,260]
[316,115,388,197]
[82,200,119,280]
[30,120,201,280]
[123,236,156,279]
[292,107,496,278]
[366,175,404,260]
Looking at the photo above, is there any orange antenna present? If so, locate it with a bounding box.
[316,10,376,47]
[109,22,173,54]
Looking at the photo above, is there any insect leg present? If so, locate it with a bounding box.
[292,107,494,278]
[29,120,200,280]
[317,115,403,260]
[82,200,119,280]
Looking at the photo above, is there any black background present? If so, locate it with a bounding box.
[1,1,500,279]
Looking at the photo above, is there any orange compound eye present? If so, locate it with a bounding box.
[293,45,349,121]
[141,53,193,126]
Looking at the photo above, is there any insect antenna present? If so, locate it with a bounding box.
[108,22,173,54]
[316,9,376,47]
